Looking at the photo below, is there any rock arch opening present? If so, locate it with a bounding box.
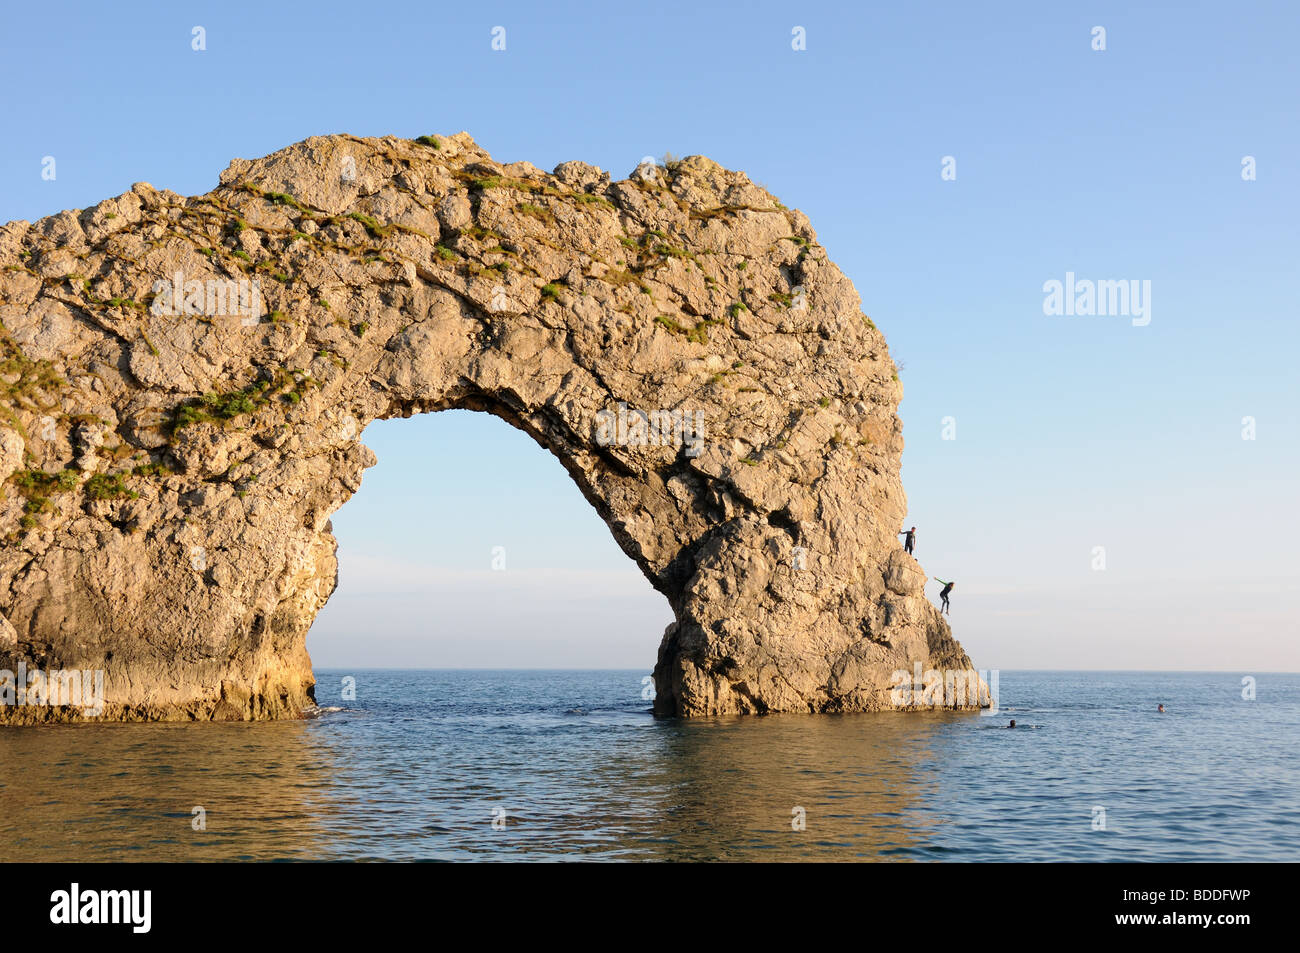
[308,408,672,671]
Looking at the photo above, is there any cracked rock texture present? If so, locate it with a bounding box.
[0,133,977,722]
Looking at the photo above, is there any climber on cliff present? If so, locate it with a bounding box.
[935,578,955,615]
[899,526,916,555]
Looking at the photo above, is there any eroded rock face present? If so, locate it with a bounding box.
[0,133,978,722]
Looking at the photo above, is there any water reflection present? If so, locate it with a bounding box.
[9,669,1282,862]
[0,707,975,862]
[0,721,340,861]
[630,712,969,861]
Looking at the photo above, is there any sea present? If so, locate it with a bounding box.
[1,670,1296,862]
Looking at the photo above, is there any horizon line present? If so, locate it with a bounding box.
[307,666,1300,675]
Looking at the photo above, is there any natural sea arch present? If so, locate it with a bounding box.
[0,133,979,721]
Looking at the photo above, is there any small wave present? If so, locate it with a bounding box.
[301,706,346,719]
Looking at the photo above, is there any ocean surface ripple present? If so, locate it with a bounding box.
[1,670,1295,862]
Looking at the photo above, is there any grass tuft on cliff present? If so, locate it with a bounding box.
[9,467,80,530]
[84,472,139,502]
[1,323,65,439]
[173,381,275,430]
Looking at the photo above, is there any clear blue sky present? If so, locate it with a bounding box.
[3,1,1296,671]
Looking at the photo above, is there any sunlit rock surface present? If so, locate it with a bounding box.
[0,133,977,721]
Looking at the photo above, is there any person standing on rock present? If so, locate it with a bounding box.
[899,526,916,555]
[935,578,955,614]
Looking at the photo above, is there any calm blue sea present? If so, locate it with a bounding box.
[1,670,1296,861]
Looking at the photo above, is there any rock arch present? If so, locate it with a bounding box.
[0,133,978,722]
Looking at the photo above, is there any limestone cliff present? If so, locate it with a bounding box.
[0,133,979,722]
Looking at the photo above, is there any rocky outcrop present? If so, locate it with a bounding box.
[0,133,980,722]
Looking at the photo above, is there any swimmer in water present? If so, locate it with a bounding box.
[1157,704,1165,713]
[1008,719,1016,728]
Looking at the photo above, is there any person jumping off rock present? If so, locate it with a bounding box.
[936,578,955,614]
[899,526,916,555]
